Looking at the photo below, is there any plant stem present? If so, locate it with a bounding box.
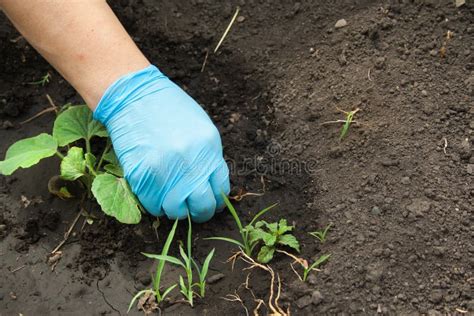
[55,151,65,160]
[86,138,91,154]
[96,140,111,171]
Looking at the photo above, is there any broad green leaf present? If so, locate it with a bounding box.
[60,147,86,180]
[0,133,57,175]
[91,173,141,224]
[278,234,300,252]
[104,164,124,177]
[263,234,277,247]
[53,105,107,146]
[257,245,275,263]
[103,149,120,166]
[247,226,273,245]
[277,219,294,235]
[264,221,278,233]
[85,153,96,171]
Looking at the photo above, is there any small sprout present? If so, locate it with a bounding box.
[129,219,180,313]
[28,72,51,86]
[338,108,360,140]
[206,194,277,258]
[278,250,331,282]
[142,215,215,307]
[309,223,332,243]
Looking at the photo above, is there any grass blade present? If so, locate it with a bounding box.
[200,248,215,282]
[127,289,154,313]
[308,254,331,271]
[142,253,186,269]
[161,284,178,301]
[222,193,244,232]
[249,203,278,226]
[204,236,245,248]
[153,219,179,292]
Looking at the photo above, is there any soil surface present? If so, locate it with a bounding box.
[1,1,473,315]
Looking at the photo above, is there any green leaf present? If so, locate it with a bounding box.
[154,219,179,294]
[263,234,277,247]
[222,193,243,232]
[91,173,141,224]
[277,219,294,235]
[53,105,107,146]
[103,149,120,165]
[60,147,86,180]
[200,248,215,282]
[0,133,57,175]
[161,284,177,301]
[104,163,124,177]
[127,289,155,313]
[257,245,275,263]
[264,222,278,233]
[278,234,300,252]
[179,275,187,293]
[249,203,278,227]
[179,244,189,263]
[85,153,96,171]
[309,254,331,270]
[204,237,245,249]
[142,253,186,269]
[247,226,274,246]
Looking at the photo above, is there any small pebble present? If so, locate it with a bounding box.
[207,273,225,284]
[335,19,347,29]
[296,294,312,308]
[311,290,323,305]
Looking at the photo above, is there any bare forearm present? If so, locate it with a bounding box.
[1,0,149,109]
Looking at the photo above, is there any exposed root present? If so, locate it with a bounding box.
[238,251,289,316]
[222,292,249,316]
[20,94,58,125]
[50,209,82,254]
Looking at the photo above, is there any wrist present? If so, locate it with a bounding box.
[93,65,168,125]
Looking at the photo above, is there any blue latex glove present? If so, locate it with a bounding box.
[93,65,230,223]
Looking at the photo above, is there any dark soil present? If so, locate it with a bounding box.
[1,1,473,315]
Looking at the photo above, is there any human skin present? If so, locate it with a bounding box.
[0,0,150,109]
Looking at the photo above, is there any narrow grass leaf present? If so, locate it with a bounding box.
[204,237,244,248]
[127,289,154,313]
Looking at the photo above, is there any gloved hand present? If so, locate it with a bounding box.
[93,65,230,223]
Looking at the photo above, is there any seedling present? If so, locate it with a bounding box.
[128,219,179,313]
[28,72,51,86]
[244,219,300,263]
[0,105,142,224]
[309,223,332,243]
[206,194,277,258]
[142,215,215,306]
[278,250,330,282]
[338,107,360,140]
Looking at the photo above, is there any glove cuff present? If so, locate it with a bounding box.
[93,64,167,124]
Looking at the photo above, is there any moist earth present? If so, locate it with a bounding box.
[0,0,473,315]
